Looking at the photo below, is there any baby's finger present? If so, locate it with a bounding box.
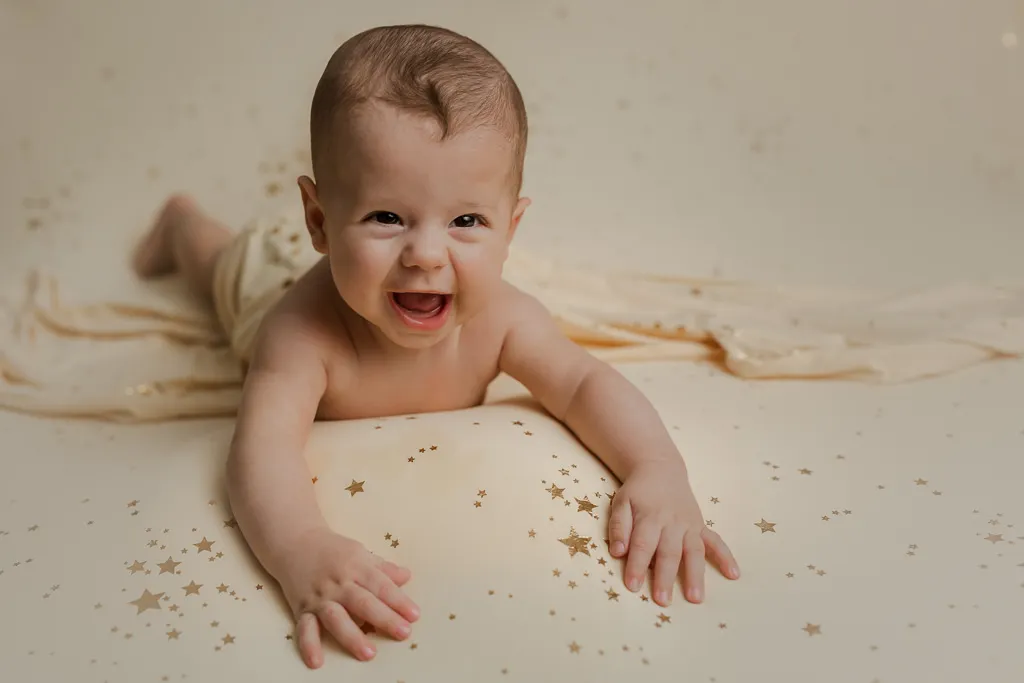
[680,531,707,603]
[344,584,413,642]
[702,527,740,579]
[317,601,376,662]
[623,517,660,593]
[297,612,324,669]
[652,527,684,606]
[607,496,633,559]
[362,567,420,625]
[376,559,414,588]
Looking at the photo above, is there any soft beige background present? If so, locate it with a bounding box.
[1,1,1023,682]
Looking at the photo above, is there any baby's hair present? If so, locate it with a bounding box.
[310,24,528,193]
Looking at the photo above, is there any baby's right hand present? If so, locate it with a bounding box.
[275,526,420,668]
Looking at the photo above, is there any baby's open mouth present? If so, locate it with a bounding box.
[389,292,451,319]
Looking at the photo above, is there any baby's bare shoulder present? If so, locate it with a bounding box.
[249,270,353,380]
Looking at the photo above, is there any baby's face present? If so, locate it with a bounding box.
[302,104,528,349]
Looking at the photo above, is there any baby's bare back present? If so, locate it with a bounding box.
[258,261,510,421]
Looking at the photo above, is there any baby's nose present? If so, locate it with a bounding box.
[401,229,448,270]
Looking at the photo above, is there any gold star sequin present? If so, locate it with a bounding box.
[384,533,392,540]
[221,634,235,645]
[657,613,671,623]
[575,496,598,516]
[568,641,581,654]
[166,628,181,640]
[129,589,165,615]
[216,584,229,594]
[802,623,822,636]
[559,528,592,557]
[552,569,561,577]
[157,557,181,575]
[126,560,146,574]
[754,518,777,533]
[606,588,620,601]
[478,490,487,497]
[345,480,365,496]
[193,537,214,553]
[473,501,482,508]
[528,529,536,538]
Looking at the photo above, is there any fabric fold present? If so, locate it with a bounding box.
[1,213,1022,423]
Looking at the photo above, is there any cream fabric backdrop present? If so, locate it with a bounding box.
[2,2,1023,682]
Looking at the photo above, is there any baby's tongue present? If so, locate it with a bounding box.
[394,292,444,313]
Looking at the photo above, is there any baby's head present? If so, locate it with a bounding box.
[297,24,530,349]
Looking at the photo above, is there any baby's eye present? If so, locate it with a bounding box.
[451,214,481,229]
[370,212,401,225]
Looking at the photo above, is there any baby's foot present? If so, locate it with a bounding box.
[132,194,197,278]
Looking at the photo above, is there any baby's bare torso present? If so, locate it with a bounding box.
[263,262,509,421]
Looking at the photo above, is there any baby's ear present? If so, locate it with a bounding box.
[298,176,328,254]
[507,196,531,243]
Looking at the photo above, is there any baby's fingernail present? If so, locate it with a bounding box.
[688,587,703,602]
[362,645,376,660]
[656,590,670,605]
[612,542,625,556]
[627,577,640,591]
[396,623,411,637]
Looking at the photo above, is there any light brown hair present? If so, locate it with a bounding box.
[310,24,528,193]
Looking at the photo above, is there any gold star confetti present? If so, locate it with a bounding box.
[166,629,181,640]
[478,490,487,497]
[568,641,581,654]
[798,468,812,475]
[221,634,235,645]
[216,584,229,594]
[384,533,392,540]
[391,539,400,548]
[528,529,536,538]
[568,581,577,589]
[552,569,561,577]
[448,614,456,620]
[802,623,822,636]
[755,518,777,533]
[473,501,482,508]
[710,497,720,504]
[559,527,592,557]
[657,613,671,623]
[575,496,598,516]
[606,588,620,601]
[311,476,318,484]
[157,557,181,575]
[914,479,928,486]
[129,589,165,615]
[126,560,146,574]
[345,480,365,496]
[407,457,415,463]
[193,537,214,553]
[985,534,1004,543]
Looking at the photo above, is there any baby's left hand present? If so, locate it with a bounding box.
[608,460,740,607]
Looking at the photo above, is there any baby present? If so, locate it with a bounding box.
[133,24,739,669]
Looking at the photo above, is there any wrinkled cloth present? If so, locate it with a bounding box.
[1,211,1022,422]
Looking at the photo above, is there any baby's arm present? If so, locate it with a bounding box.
[497,288,739,606]
[226,312,418,668]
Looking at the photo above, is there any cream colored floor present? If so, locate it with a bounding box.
[2,1,1023,682]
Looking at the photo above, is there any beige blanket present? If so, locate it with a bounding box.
[1,212,1022,422]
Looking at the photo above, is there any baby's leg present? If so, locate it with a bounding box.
[132,194,234,304]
